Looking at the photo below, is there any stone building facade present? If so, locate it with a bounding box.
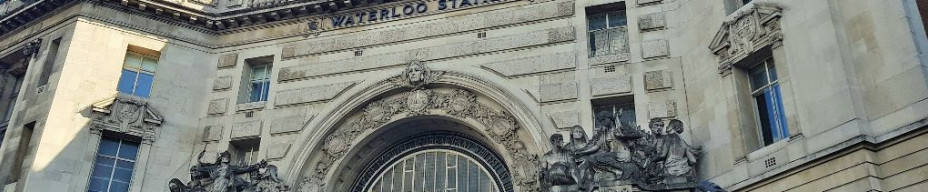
[0,0,927,191]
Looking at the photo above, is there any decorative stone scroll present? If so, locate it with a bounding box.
[540,113,705,191]
[708,4,783,76]
[90,95,164,143]
[297,61,542,191]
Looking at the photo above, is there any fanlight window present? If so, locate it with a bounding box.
[368,149,500,192]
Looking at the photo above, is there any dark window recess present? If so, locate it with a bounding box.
[586,2,628,58]
[592,96,635,129]
[38,38,61,87]
[354,50,363,56]
[9,122,34,184]
[477,32,487,38]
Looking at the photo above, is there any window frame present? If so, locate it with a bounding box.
[117,52,158,98]
[247,64,271,103]
[586,3,629,58]
[747,57,789,146]
[88,136,140,192]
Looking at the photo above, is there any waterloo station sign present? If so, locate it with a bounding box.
[307,0,525,31]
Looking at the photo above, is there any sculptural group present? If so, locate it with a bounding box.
[541,110,701,192]
[168,151,290,192]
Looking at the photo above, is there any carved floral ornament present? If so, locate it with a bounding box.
[90,95,164,143]
[298,61,542,192]
[708,3,783,76]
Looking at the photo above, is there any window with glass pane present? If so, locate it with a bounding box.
[89,137,139,192]
[587,7,628,58]
[368,150,499,192]
[593,100,635,129]
[248,65,271,102]
[231,139,260,165]
[4,76,22,122]
[749,58,788,146]
[117,52,157,98]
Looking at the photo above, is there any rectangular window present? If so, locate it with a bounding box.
[4,76,22,122]
[749,58,788,146]
[241,56,274,104]
[586,3,628,58]
[88,136,139,192]
[10,122,34,183]
[592,96,636,129]
[117,52,158,98]
[38,38,61,86]
[248,64,271,102]
[230,138,260,165]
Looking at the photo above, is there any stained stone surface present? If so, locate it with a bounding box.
[207,98,228,115]
[639,12,666,31]
[481,52,576,77]
[266,141,291,159]
[642,39,670,59]
[539,82,578,102]
[590,75,633,96]
[645,70,672,90]
[648,100,677,118]
[274,82,356,106]
[202,125,223,142]
[230,120,262,139]
[279,27,576,80]
[270,115,309,134]
[217,53,237,68]
[212,76,232,91]
[548,111,580,130]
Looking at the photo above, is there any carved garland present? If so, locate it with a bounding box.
[299,61,542,191]
[708,3,783,76]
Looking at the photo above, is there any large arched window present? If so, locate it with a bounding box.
[369,149,499,192]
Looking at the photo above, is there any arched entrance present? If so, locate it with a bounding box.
[353,129,512,192]
[289,62,549,192]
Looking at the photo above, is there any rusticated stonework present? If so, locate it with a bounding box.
[90,95,164,143]
[708,3,783,76]
[299,61,542,192]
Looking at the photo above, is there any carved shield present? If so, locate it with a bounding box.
[116,103,141,123]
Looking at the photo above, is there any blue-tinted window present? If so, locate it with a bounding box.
[248,65,271,102]
[116,52,157,98]
[749,58,789,146]
[89,137,138,192]
[587,8,628,58]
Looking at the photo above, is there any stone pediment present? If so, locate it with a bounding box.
[90,95,164,143]
[708,3,783,76]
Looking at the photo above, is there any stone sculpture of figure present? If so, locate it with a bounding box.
[170,178,191,192]
[573,111,644,189]
[203,151,265,192]
[251,165,290,192]
[541,133,579,189]
[655,119,700,183]
[563,125,589,153]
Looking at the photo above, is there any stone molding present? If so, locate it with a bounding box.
[89,95,164,143]
[481,52,577,78]
[291,62,547,192]
[708,3,783,76]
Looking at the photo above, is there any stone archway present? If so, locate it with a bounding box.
[287,61,549,192]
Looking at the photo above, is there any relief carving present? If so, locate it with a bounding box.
[708,4,783,76]
[90,95,164,143]
[300,61,541,191]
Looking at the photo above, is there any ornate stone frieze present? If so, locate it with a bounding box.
[540,115,703,191]
[90,95,164,143]
[708,4,783,76]
[298,61,542,191]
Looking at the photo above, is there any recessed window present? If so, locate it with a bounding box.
[230,138,260,165]
[88,136,139,192]
[592,96,635,129]
[749,58,788,146]
[586,3,628,58]
[241,56,273,104]
[4,75,22,122]
[370,150,499,192]
[38,38,61,87]
[117,51,158,98]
